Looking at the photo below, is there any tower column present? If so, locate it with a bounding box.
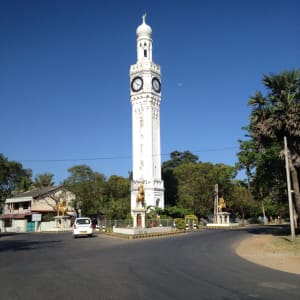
[130,16,164,213]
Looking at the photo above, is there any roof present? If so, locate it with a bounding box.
[14,186,63,199]
[0,213,32,219]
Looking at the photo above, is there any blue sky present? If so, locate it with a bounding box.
[1,0,299,184]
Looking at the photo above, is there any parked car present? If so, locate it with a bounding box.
[73,217,93,238]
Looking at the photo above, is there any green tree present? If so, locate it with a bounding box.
[228,181,260,222]
[63,165,106,217]
[17,169,33,192]
[239,70,300,224]
[0,154,32,209]
[173,163,215,217]
[103,175,130,219]
[162,150,199,206]
[33,173,55,188]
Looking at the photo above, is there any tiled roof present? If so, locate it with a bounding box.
[0,213,32,219]
[15,186,63,199]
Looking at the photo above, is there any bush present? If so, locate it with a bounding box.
[174,218,185,230]
[42,213,56,222]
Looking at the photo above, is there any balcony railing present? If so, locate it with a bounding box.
[3,208,31,214]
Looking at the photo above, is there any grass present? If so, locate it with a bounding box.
[267,235,300,255]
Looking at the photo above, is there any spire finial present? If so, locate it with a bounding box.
[142,13,147,23]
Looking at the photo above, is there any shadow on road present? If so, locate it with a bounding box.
[245,224,299,237]
[0,236,62,253]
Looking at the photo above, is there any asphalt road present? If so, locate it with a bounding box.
[0,227,299,300]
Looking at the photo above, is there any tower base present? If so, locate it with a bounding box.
[131,180,164,210]
[131,208,146,228]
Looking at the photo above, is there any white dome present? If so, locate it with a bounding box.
[136,15,152,38]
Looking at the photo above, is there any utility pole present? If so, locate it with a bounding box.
[284,136,296,242]
[214,184,218,223]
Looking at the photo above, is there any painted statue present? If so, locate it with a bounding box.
[136,183,145,208]
[56,199,68,216]
[218,197,226,212]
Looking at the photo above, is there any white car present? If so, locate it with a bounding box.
[73,217,93,238]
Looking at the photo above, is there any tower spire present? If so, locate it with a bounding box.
[136,14,152,62]
[142,13,146,23]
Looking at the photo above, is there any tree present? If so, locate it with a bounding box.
[33,173,55,188]
[162,150,199,170]
[243,70,300,224]
[0,154,32,210]
[173,163,216,217]
[63,165,106,217]
[228,181,260,222]
[103,175,130,219]
[162,150,199,206]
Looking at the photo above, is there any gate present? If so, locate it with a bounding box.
[27,221,35,232]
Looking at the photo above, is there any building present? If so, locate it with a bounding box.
[129,15,165,211]
[0,186,75,232]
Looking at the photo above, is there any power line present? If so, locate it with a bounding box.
[19,146,239,163]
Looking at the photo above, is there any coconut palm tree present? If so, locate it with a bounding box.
[33,173,55,188]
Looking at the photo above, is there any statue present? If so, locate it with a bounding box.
[56,199,68,216]
[136,183,145,208]
[218,197,226,212]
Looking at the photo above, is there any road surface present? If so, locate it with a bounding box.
[0,227,299,299]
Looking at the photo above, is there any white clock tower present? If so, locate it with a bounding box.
[130,15,164,212]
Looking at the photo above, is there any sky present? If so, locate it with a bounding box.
[0,0,299,184]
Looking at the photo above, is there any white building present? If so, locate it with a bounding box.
[130,15,164,211]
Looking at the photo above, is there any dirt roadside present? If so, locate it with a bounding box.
[235,234,300,275]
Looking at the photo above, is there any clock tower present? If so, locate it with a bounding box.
[130,15,164,211]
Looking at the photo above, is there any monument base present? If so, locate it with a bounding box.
[112,226,173,235]
[54,216,70,229]
[207,212,239,228]
[206,223,240,228]
[131,208,147,228]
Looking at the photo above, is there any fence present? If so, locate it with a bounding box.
[99,218,175,230]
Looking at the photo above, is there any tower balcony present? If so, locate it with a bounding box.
[131,179,164,190]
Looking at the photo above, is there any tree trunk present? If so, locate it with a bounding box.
[289,162,300,226]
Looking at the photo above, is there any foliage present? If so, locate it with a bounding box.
[185,214,198,226]
[162,206,193,218]
[42,212,56,222]
[162,150,199,170]
[33,173,55,188]
[162,150,240,218]
[162,150,199,206]
[173,162,236,217]
[63,165,106,217]
[228,181,260,220]
[64,167,130,219]
[263,197,289,219]
[0,154,32,210]
[103,175,130,220]
[238,69,300,223]
[174,218,185,230]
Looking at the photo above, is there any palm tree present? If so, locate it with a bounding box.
[248,70,300,224]
[33,173,55,188]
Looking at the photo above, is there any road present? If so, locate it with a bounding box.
[0,227,299,300]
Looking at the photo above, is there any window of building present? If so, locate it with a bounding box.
[4,218,12,227]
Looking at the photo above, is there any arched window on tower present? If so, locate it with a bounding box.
[143,42,147,58]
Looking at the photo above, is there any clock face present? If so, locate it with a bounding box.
[131,77,143,92]
[152,77,161,93]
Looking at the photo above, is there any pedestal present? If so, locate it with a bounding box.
[216,212,231,225]
[54,216,69,228]
[131,208,146,229]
